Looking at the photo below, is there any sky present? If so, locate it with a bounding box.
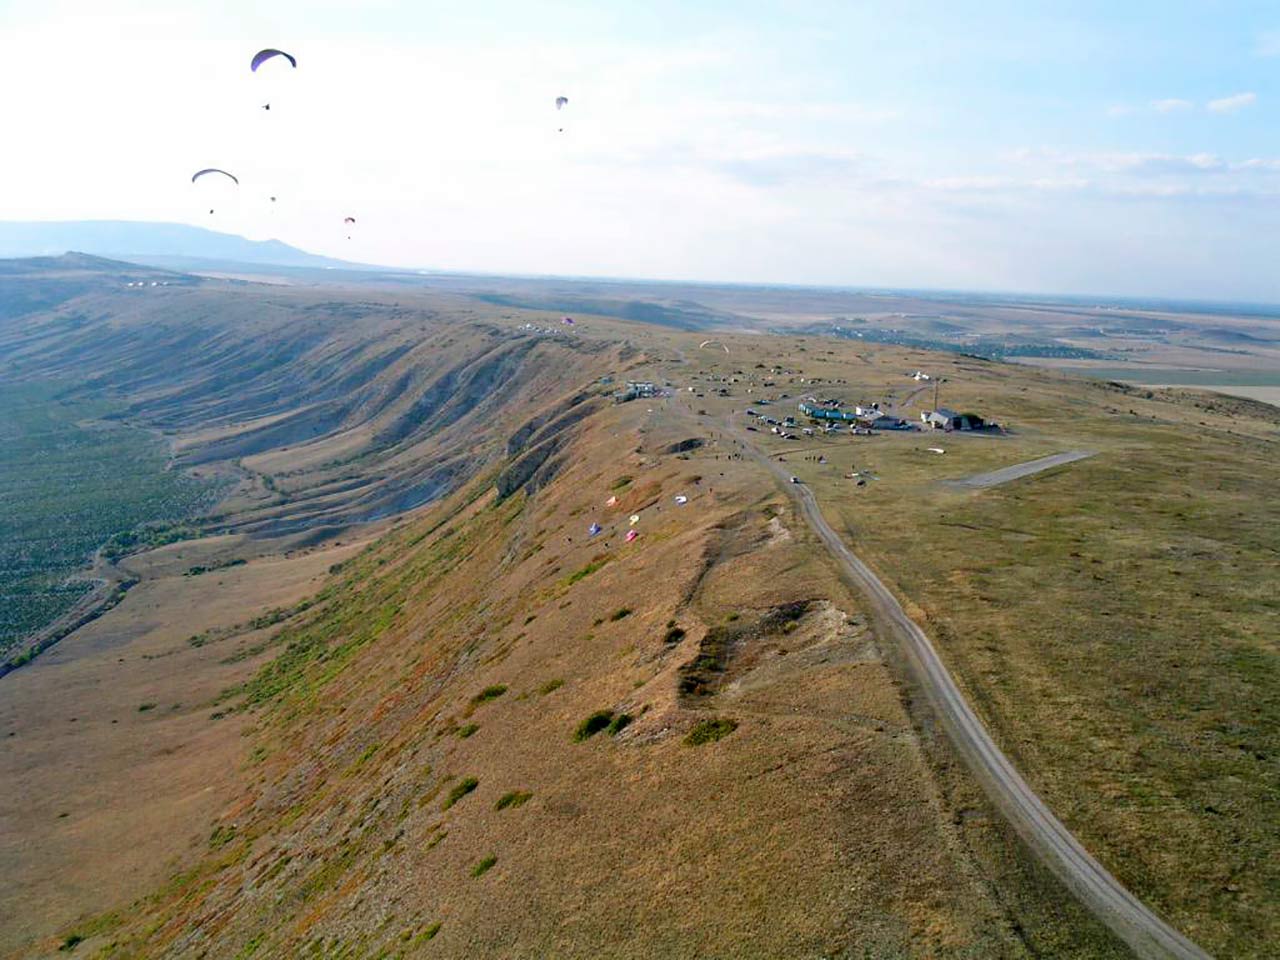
[2,0,1278,301]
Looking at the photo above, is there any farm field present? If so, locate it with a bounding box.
[0,382,209,660]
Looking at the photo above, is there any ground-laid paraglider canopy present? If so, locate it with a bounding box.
[251,49,297,71]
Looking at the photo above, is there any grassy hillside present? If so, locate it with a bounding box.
[39,384,1121,959]
[672,340,1280,956]
[3,261,1276,958]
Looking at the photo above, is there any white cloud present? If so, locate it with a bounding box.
[1207,92,1257,114]
[1152,98,1194,113]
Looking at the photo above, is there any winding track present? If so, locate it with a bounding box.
[722,416,1209,960]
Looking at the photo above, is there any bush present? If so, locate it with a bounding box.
[663,626,686,644]
[685,717,738,746]
[566,557,611,585]
[471,854,497,878]
[457,724,479,738]
[609,608,632,622]
[607,713,633,736]
[573,710,615,742]
[538,678,564,695]
[413,922,442,944]
[610,475,633,490]
[495,790,532,811]
[137,703,156,712]
[443,777,479,810]
[470,684,508,706]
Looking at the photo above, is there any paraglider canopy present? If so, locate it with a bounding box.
[251,49,297,71]
[625,529,638,543]
[606,496,618,507]
[588,522,602,536]
[628,514,640,526]
[191,168,238,184]
[344,216,356,224]
[674,495,688,505]
[555,96,568,109]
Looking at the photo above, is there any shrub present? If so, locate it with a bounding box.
[412,922,442,945]
[609,608,632,622]
[442,777,479,810]
[610,475,633,490]
[137,703,156,712]
[471,854,497,878]
[495,790,532,811]
[470,685,508,706]
[663,626,686,644]
[457,724,479,739]
[573,710,615,742]
[566,557,611,585]
[538,678,564,695]
[685,717,738,746]
[607,713,633,736]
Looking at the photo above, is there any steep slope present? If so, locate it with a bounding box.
[0,259,614,542]
[26,382,1122,959]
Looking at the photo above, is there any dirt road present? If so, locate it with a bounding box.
[723,419,1208,960]
[947,450,1094,489]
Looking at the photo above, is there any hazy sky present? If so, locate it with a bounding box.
[3,0,1279,300]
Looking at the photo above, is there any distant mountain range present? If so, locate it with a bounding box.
[0,220,369,272]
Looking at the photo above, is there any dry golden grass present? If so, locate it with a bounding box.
[26,371,1126,959]
[0,535,370,955]
[669,336,1280,957]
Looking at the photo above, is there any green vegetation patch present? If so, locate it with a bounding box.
[607,713,633,736]
[565,555,611,585]
[471,854,497,878]
[538,678,564,695]
[456,723,479,739]
[442,777,479,810]
[573,710,615,742]
[495,790,533,811]
[411,922,443,945]
[184,557,247,577]
[470,684,508,706]
[685,717,738,746]
[0,382,211,660]
[609,607,632,621]
[610,475,634,489]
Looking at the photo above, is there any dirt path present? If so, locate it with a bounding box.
[946,450,1094,489]
[711,413,1209,960]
